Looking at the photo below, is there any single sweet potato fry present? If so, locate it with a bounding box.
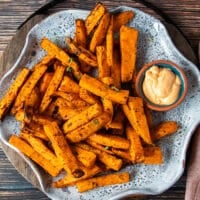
[96,45,110,78]
[63,103,102,133]
[128,97,152,144]
[113,11,135,32]
[126,126,144,163]
[76,172,130,192]
[52,164,101,188]
[85,2,106,35]
[89,12,111,53]
[111,48,121,88]
[120,25,139,82]
[151,121,179,141]
[89,133,130,150]
[0,68,30,120]
[106,15,114,68]
[66,112,110,142]
[75,19,87,47]
[79,74,129,104]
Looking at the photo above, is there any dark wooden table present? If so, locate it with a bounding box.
[0,1,199,199]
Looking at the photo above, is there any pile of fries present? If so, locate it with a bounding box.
[0,3,179,193]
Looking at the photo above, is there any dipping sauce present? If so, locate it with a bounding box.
[142,65,181,105]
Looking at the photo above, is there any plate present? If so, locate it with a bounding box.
[0,6,200,200]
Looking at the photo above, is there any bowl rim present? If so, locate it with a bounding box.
[135,59,188,111]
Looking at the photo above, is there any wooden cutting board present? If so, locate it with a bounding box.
[0,0,197,199]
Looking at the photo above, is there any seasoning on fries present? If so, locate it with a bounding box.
[9,135,61,177]
[76,172,130,192]
[0,68,30,119]
[85,2,107,35]
[120,25,139,82]
[43,121,85,178]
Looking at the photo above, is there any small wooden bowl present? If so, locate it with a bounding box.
[135,60,188,111]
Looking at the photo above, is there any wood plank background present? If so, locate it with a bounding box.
[0,0,199,57]
[0,0,199,199]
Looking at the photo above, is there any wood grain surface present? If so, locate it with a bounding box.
[0,0,199,200]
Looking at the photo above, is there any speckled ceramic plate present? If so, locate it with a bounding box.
[0,6,200,200]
